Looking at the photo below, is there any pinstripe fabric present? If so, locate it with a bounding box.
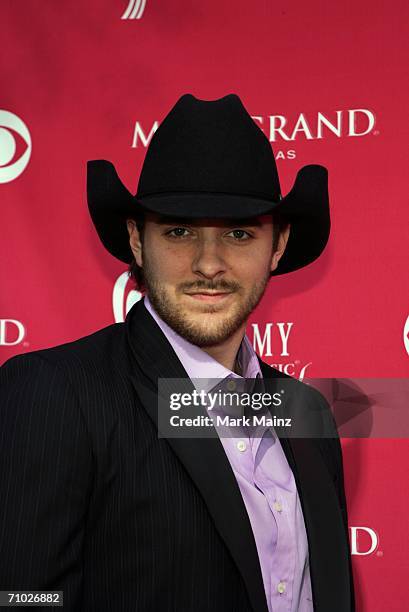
[0,323,254,611]
[0,299,354,612]
[0,355,93,609]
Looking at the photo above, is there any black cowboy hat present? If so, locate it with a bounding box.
[87,93,330,275]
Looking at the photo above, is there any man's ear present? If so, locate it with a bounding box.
[270,224,291,273]
[126,219,143,267]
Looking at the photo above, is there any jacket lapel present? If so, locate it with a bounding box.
[258,360,352,612]
[124,298,269,612]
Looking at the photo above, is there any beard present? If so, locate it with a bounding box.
[141,249,272,348]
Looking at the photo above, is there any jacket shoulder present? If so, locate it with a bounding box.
[1,321,125,372]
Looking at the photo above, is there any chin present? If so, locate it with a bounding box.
[186,311,226,328]
[187,307,232,321]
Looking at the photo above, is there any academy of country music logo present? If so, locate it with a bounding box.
[121,0,147,20]
[403,315,409,356]
[113,272,143,323]
[251,321,312,380]
[0,110,32,183]
[350,526,379,556]
[131,108,377,160]
[0,319,26,346]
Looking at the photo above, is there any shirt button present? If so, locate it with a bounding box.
[277,581,286,594]
[226,379,236,391]
[273,501,283,512]
[237,440,247,452]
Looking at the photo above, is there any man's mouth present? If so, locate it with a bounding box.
[184,291,234,303]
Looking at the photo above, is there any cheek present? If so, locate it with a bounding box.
[145,243,189,279]
[165,256,188,280]
[235,246,272,277]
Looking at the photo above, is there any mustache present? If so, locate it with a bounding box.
[180,279,241,292]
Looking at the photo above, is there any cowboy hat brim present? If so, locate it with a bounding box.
[87,160,330,276]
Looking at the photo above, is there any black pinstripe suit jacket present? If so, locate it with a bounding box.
[0,297,355,611]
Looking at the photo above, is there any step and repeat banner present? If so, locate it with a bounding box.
[1,2,408,610]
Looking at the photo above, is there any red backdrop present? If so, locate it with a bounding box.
[1,2,409,610]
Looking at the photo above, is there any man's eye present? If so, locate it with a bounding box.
[227,229,252,240]
[166,227,190,238]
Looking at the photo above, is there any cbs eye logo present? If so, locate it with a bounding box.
[0,110,32,183]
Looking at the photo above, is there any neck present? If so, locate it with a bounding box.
[200,323,246,374]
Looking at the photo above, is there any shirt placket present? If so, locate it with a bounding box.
[254,428,298,612]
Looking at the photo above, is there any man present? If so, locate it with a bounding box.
[0,94,354,611]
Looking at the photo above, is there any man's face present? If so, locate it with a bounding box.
[127,213,290,347]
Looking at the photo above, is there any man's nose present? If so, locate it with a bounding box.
[191,237,228,279]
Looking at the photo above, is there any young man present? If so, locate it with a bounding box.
[0,94,355,611]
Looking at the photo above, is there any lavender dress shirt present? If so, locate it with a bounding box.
[144,295,314,612]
